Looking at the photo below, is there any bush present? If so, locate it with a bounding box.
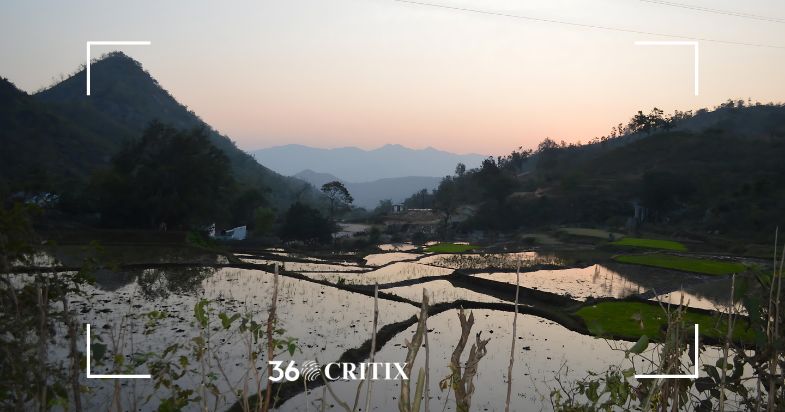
[278,202,334,243]
[253,207,275,235]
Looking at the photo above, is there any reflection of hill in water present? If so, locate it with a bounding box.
[604,263,740,311]
[93,266,216,298]
[603,262,708,295]
[474,263,726,304]
[89,250,736,311]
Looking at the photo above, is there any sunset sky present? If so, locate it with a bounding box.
[2,0,785,155]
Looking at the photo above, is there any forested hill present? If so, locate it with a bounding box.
[429,102,785,241]
[3,52,313,208]
[0,77,116,187]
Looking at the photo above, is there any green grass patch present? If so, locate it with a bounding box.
[559,227,625,240]
[611,237,687,251]
[614,254,745,275]
[424,243,479,253]
[576,301,752,341]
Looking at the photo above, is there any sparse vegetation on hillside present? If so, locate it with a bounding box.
[421,101,785,241]
[1,53,318,212]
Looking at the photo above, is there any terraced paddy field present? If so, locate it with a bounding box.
[13,243,766,411]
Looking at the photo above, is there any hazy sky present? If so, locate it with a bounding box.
[2,0,785,155]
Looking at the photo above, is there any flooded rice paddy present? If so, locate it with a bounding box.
[472,263,710,303]
[29,244,742,411]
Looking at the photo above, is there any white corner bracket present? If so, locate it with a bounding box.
[85,41,151,96]
[635,323,700,379]
[85,323,151,379]
[634,40,699,96]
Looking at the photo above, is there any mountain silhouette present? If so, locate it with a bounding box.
[294,169,441,209]
[16,52,313,206]
[252,143,486,182]
[0,77,116,186]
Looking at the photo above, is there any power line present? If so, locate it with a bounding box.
[388,0,785,49]
[640,0,785,24]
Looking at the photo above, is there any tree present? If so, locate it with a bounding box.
[478,158,516,204]
[537,138,559,153]
[320,181,353,219]
[627,107,668,135]
[253,207,275,235]
[279,202,334,243]
[434,176,459,225]
[455,163,466,177]
[403,188,433,209]
[230,188,269,227]
[627,111,650,134]
[96,121,233,229]
[374,199,393,215]
[498,147,532,172]
[639,171,694,217]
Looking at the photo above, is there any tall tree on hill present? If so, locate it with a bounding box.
[455,163,466,177]
[405,188,432,209]
[320,181,353,220]
[434,176,459,225]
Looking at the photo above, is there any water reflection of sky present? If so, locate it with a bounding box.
[28,247,744,411]
[67,267,416,411]
[384,279,505,304]
[651,277,739,312]
[472,264,721,305]
[302,262,453,285]
[280,309,648,412]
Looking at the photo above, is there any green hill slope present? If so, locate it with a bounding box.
[430,103,785,240]
[0,77,116,189]
[29,52,313,208]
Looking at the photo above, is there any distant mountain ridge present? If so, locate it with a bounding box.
[1,52,315,208]
[294,169,441,209]
[252,144,486,182]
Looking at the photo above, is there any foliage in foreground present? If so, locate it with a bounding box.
[559,258,783,411]
[576,301,753,341]
[2,203,783,411]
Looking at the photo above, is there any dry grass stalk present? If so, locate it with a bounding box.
[320,367,352,412]
[262,263,280,412]
[770,241,784,411]
[62,296,83,412]
[349,285,382,412]
[719,274,736,412]
[36,281,49,411]
[441,308,490,412]
[399,289,430,412]
[504,260,521,412]
[424,314,430,412]
[364,283,380,412]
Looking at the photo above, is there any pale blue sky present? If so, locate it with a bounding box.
[2,0,784,155]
